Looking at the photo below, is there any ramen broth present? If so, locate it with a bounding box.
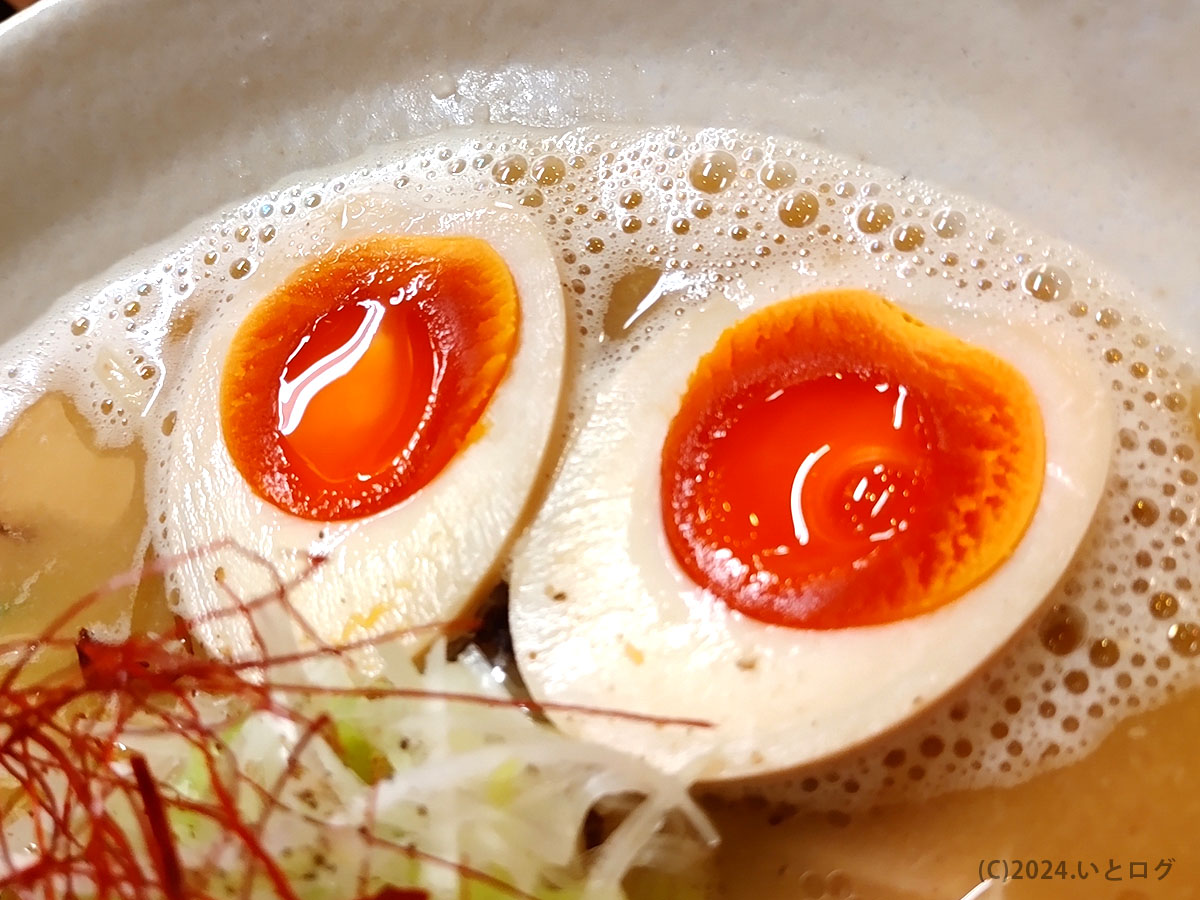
[0,125,1196,898]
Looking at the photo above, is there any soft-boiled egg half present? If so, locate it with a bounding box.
[509,286,1114,780]
[151,196,565,663]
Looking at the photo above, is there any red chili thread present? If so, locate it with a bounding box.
[0,540,710,899]
[130,754,183,900]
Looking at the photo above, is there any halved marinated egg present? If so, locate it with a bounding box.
[509,288,1113,780]
[151,197,565,663]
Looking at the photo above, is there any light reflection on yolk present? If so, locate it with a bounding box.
[221,235,519,522]
[276,298,437,486]
[660,289,1045,629]
[771,375,929,562]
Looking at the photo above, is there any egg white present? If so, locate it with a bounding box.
[150,195,566,666]
[508,289,1114,781]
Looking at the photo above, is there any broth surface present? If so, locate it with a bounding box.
[0,125,1197,898]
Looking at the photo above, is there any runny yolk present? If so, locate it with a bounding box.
[221,235,519,522]
[660,289,1046,629]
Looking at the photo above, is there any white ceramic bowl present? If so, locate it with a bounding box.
[1,6,1196,896]
[0,0,1197,345]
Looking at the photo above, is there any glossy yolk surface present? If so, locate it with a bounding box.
[221,235,519,521]
[660,289,1045,629]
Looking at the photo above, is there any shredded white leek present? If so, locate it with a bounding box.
[0,639,716,899]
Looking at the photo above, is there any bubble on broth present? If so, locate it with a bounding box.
[0,125,1197,817]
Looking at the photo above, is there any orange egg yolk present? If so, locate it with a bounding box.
[221,235,519,521]
[660,289,1046,629]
